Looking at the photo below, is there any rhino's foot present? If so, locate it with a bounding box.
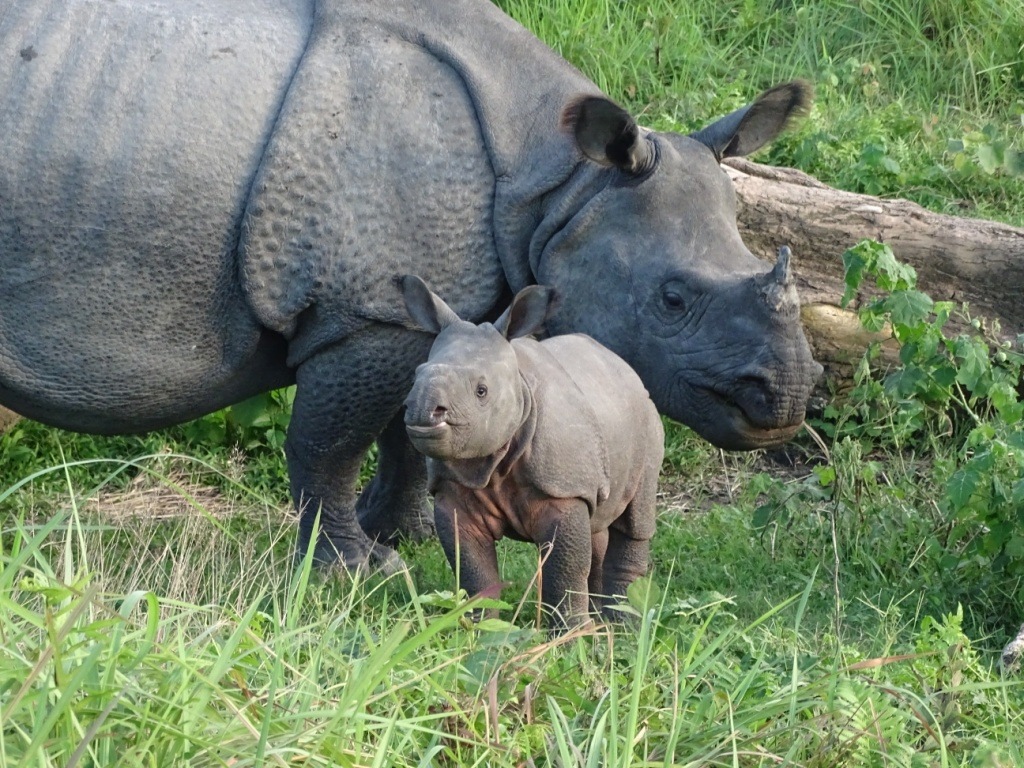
[295,531,407,577]
[1001,623,1024,672]
[356,477,435,546]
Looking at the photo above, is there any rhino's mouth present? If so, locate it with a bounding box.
[406,422,453,440]
[701,388,803,450]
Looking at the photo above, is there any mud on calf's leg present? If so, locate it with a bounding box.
[356,408,435,545]
[287,327,428,573]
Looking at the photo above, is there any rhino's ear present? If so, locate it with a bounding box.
[399,274,462,335]
[690,80,812,161]
[561,96,655,175]
[495,285,559,341]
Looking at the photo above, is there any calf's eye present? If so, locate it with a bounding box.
[476,384,488,398]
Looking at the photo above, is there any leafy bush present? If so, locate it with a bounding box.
[826,240,1024,578]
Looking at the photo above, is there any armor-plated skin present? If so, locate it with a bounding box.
[401,276,664,629]
[0,0,821,570]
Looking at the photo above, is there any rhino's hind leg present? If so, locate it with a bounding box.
[287,327,427,573]
[356,411,435,545]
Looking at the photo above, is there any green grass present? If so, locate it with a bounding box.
[497,0,1024,225]
[3,0,1024,763]
[2,476,1021,766]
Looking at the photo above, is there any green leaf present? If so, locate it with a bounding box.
[626,575,662,613]
[841,245,871,306]
[946,466,981,512]
[954,337,990,390]
[886,289,933,328]
[881,156,901,174]
[752,503,774,528]
[1005,147,1024,177]
[873,245,917,291]
[858,302,888,333]
[976,143,1000,174]
[229,393,274,430]
[1013,479,1024,505]
[932,301,955,327]
[813,465,836,488]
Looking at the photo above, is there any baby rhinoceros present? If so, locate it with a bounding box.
[400,275,665,630]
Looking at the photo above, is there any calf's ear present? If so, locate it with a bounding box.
[495,285,558,341]
[399,274,462,335]
[561,96,655,175]
[690,80,812,160]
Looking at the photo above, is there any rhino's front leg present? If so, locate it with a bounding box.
[287,326,427,572]
[356,409,435,545]
[536,499,593,631]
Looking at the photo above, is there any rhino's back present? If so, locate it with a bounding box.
[0,0,311,430]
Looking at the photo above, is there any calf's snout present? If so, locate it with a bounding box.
[404,366,458,427]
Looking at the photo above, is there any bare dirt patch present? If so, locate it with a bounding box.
[84,459,288,524]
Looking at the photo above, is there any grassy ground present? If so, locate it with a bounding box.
[3,0,1024,764]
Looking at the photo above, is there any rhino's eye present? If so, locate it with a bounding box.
[662,290,685,312]
[476,383,488,399]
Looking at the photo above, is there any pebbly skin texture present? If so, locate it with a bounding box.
[0,0,821,571]
[400,275,664,629]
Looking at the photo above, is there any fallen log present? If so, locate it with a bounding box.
[0,405,19,435]
[726,157,1024,390]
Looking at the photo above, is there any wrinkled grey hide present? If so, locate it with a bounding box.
[0,0,821,571]
[401,275,664,629]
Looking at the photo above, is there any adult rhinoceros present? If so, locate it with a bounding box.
[0,0,821,570]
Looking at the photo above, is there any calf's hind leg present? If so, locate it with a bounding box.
[597,521,651,619]
[598,479,657,619]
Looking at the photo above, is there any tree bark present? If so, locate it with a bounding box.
[725,157,1024,390]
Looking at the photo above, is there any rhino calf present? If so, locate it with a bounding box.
[400,275,664,629]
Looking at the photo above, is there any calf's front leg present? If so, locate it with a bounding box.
[433,493,502,616]
[535,499,593,632]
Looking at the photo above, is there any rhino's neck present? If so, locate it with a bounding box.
[323,0,602,292]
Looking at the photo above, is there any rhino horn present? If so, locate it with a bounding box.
[759,246,799,314]
[771,246,793,286]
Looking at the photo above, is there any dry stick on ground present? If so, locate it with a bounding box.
[726,157,1024,392]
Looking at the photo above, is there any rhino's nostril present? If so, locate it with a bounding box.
[430,405,448,424]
